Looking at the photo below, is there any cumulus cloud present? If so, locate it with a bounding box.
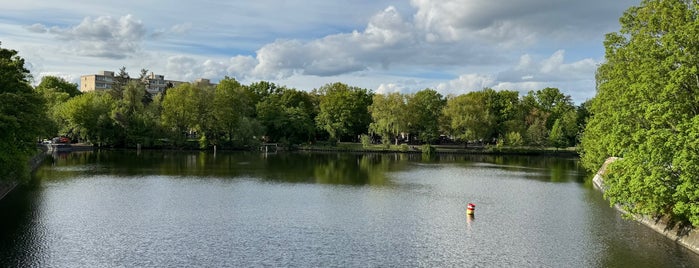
[496,50,598,83]
[411,0,633,44]
[247,6,416,79]
[222,0,627,81]
[436,74,496,95]
[434,50,598,100]
[376,83,404,94]
[34,14,147,59]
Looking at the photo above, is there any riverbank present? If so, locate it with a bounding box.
[0,145,57,202]
[299,143,579,157]
[593,157,699,254]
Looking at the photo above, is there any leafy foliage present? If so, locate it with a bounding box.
[315,82,372,142]
[581,0,699,226]
[369,92,407,145]
[405,89,446,143]
[0,43,49,181]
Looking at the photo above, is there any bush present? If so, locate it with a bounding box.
[505,131,524,147]
[360,134,371,148]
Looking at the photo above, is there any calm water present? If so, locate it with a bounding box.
[1,150,699,267]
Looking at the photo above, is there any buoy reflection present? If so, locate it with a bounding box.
[466,214,475,232]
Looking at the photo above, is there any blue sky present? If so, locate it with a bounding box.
[1,0,638,103]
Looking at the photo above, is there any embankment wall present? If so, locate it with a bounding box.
[593,157,699,254]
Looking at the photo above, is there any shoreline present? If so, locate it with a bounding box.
[0,146,52,201]
[593,157,699,255]
[0,181,18,201]
[299,144,579,157]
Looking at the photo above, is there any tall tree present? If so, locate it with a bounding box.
[36,76,81,97]
[581,0,699,226]
[315,82,373,142]
[109,66,130,100]
[257,88,316,145]
[406,89,446,144]
[112,80,152,147]
[0,43,49,181]
[161,83,200,145]
[58,91,117,145]
[442,91,495,144]
[483,88,524,141]
[369,92,407,145]
[212,77,255,146]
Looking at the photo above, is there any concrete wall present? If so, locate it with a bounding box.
[593,157,699,254]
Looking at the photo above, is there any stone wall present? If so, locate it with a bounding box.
[593,157,699,254]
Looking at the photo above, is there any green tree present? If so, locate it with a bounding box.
[315,82,373,142]
[58,91,117,146]
[109,66,130,100]
[247,81,282,110]
[369,92,407,145]
[257,88,316,146]
[35,78,74,137]
[212,77,256,147]
[581,0,699,226]
[36,76,81,97]
[484,88,524,142]
[0,43,49,181]
[548,119,566,149]
[442,91,495,144]
[111,80,158,147]
[406,89,445,143]
[161,83,201,146]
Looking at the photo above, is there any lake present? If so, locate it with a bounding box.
[1,150,698,267]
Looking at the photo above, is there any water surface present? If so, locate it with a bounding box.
[0,151,697,267]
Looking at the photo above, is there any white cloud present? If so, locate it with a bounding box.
[376,83,403,94]
[248,6,415,79]
[436,74,496,95]
[433,50,599,101]
[25,23,47,33]
[170,23,192,34]
[35,14,147,59]
[496,50,598,83]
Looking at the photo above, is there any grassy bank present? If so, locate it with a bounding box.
[299,142,579,157]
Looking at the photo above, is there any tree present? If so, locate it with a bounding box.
[548,119,566,149]
[161,83,200,145]
[109,66,130,100]
[35,76,76,137]
[315,82,373,142]
[35,76,81,97]
[369,92,407,145]
[112,80,153,147]
[212,77,256,147]
[58,91,117,146]
[406,89,446,144]
[0,42,49,181]
[442,91,495,144]
[160,82,214,147]
[482,88,525,143]
[581,0,699,226]
[247,81,282,110]
[257,88,316,146]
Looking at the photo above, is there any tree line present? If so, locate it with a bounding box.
[35,70,588,151]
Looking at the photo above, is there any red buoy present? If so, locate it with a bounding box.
[466,203,475,215]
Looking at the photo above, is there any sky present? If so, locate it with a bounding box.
[1,0,639,104]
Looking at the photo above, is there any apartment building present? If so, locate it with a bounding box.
[80,71,214,94]
[80,71,115,92]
